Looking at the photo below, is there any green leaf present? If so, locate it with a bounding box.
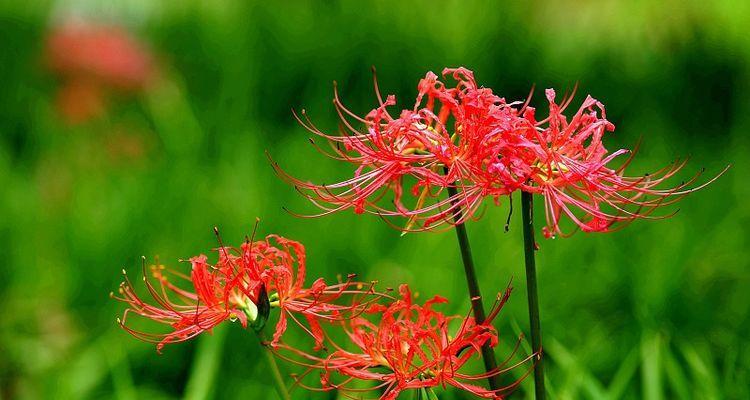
[640,332,663,400]
[184,324,229,400]
[104,338,136,400]
[678,342,720,399]
[546,338,606,400]
[605,346,639,400]
[662,345,690,400]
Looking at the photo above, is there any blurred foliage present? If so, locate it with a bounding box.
[0,1,748,399]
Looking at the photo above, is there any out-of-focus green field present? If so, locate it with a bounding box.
[0,1,748,399]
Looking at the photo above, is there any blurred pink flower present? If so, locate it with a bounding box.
[44,21,155,124]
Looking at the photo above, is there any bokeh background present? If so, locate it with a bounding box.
[1,1,748,399]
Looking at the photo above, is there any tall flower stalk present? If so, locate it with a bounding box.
[258,331,291,400]
[446,180,501,390]
[521,191,544,399]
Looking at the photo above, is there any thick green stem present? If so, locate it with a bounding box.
[257,333,291,400]
[445,184,501,391]
[521,191,545,400]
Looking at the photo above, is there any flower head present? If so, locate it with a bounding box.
[274,66,727,237]
[112,252,262,353]
[497,88,728,238]
[271,67,526,231]
[113,229,383,352]
[277,284,532,399]
[248,234,383,350]
[45,21,154,90]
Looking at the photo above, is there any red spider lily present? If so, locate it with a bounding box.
[248,234,385,350]
[270,67,528,231]
[45,21,154,90]
[113,230,383,352]
[275,284,534,399]
[112,252,262,353]
[44,21,155,123]
[502,88,730,238]
[275,66,727,237]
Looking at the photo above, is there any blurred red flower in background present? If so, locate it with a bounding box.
[44,21,155,124]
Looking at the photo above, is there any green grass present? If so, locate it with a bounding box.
[0,1,748,399]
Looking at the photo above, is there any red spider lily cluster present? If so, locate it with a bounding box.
[110,65,727,398]
[113,231,531,398]
[276,284,532,400]
[273,67,726,237]
[113,231,380,353]
[44,21,155,124]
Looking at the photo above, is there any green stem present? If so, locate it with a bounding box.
[521,191,545,400]
[445,183,501,391]
[257,333,291,400]
[416,387,440,400]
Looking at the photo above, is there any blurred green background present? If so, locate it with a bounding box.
[1,1,748,399]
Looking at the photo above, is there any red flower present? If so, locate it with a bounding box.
[247,235,383,350]
[113,231,382,352]
[53,79,106,125]
[276,285,533,399]
[44,21,155,124]
[506,89,729,238]
[45,21,154,90]
[113,251,261,353]
[271,68,526,231]
[275,66,726,237]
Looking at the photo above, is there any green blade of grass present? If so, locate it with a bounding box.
[662,344,690,400]
[604,346,639,400]
[678,341,721,399]
[146,76,205,157]
[103,335,136,400]
[546,338,607,400]
[55,333,115,398]
[183,324,228,400]
[640,331,663,400]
